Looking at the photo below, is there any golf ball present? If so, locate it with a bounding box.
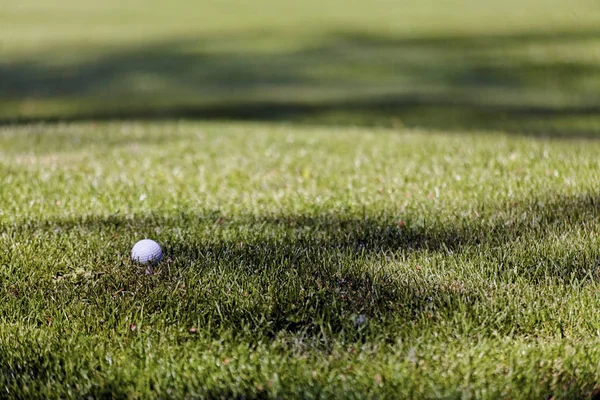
[131,239,163,264]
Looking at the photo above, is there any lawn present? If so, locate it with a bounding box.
[2,1,600,399]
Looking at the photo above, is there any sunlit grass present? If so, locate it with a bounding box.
[2,121,600,398]
[2,0,600,397]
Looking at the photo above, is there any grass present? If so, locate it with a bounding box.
[2,122,600,398]
[3,0,600,398]
[2,0,600,136]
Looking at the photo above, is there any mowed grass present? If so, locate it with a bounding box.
[2,0,600,136]
[3,0,600,398]
[2,121,600,398]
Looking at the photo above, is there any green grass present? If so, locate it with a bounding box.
[2,0,600,136]
[2,122,600,398]
[3,0,600,398]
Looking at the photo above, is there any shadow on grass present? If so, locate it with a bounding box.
[4,193,600,338]
[2,29,600,137]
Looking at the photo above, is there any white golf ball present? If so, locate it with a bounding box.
[131,239,163,264]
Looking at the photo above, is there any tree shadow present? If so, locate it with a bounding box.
[2,29,600,137]
[4,193,599,338]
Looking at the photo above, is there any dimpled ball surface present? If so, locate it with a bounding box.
[131,239,163,264]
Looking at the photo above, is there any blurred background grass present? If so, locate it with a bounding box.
[1,0,600,136]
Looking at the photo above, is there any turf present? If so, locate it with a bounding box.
[2,0,600,136]
[2,122,600,398]
[3,0,600,398]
